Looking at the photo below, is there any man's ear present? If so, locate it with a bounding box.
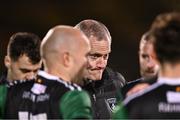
[4,56,11,68]
[63,52,71,67]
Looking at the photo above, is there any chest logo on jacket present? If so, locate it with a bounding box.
[105,98,116,112]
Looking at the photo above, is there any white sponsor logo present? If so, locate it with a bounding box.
[106,98,116,111]
[159,102,180,112]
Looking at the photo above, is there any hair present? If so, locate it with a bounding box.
[141,31,153,42]
[7,32,41,64]
[139,31,154,51]
[150,12,180,64]
[75,19,111,42]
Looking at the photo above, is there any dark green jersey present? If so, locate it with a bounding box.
[2,71,92,119]
[0,84,7,119]
[114,77,180,119]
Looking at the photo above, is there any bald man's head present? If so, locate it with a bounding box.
[41,25,90,83]
[42,26,81,57]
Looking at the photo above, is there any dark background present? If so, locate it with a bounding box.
[0,0,180,81]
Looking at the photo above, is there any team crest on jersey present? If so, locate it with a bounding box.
[105,98,116,111]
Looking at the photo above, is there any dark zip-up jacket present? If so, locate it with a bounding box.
[83,67,126,119]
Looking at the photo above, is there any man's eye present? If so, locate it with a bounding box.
[103,54,109,60]
[142,54,149,59]
[89,55,98,59]
[33,69,38,73]
[20,69,31,73]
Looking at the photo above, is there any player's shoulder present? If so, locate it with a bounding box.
[37,70,82,92]
[123,82,162,106]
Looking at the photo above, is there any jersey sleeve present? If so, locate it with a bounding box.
[59,90,92,119]
[113,102,127,119]
[0,85,7,119]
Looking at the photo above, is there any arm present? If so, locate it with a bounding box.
[0,85,7,119]
[59,90,92,119]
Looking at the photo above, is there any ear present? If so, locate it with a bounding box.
[63,52,71,67]
[4,56,11,68]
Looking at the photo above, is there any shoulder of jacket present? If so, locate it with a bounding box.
[104,67,126,87]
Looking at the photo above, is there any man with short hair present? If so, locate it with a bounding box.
[75,19,126,119]
[0,32,42,118]
[2,32,42,82]
[121,32,159,98]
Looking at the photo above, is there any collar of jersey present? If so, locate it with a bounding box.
[158,77,180,85]
[37,70,80,91]
[38,70,68,85]
[38,70,59,80]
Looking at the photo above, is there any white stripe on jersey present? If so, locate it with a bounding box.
[123,77,180,106]
[72,83,82,91]
[38,70,81,91]
[158,77,180,85]
[123,82,162,105]
[38,70,59,81]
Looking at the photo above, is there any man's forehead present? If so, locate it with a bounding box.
[140,39,153,48]
[16,56,41,69]
[140,41,153,50]
[90,39,111,53]
[18,63,41,73]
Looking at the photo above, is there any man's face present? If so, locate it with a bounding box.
[5,54,41,81]
[139,40,159,78]
[84,37,111,81]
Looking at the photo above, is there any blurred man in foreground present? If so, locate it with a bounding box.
[114,12,180,119]
[1,26,92,119]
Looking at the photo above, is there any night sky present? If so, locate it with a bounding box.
[0,0,180,81]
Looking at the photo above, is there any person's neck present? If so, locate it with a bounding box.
[6,71,14,82]
[45,68,70,82]
[159,63,180,78]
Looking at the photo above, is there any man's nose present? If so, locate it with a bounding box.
[97,57,107,68]
[25,72,36,80]
[147,59,156,68]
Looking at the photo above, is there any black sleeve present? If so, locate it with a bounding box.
[121,79,142,99]
[105,67,127,88]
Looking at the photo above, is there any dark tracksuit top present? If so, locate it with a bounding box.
[0,73,35,119]
[0,70,82,119]
[83,67,126,119]
[115,77,180,119]
[121,76,157,99]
